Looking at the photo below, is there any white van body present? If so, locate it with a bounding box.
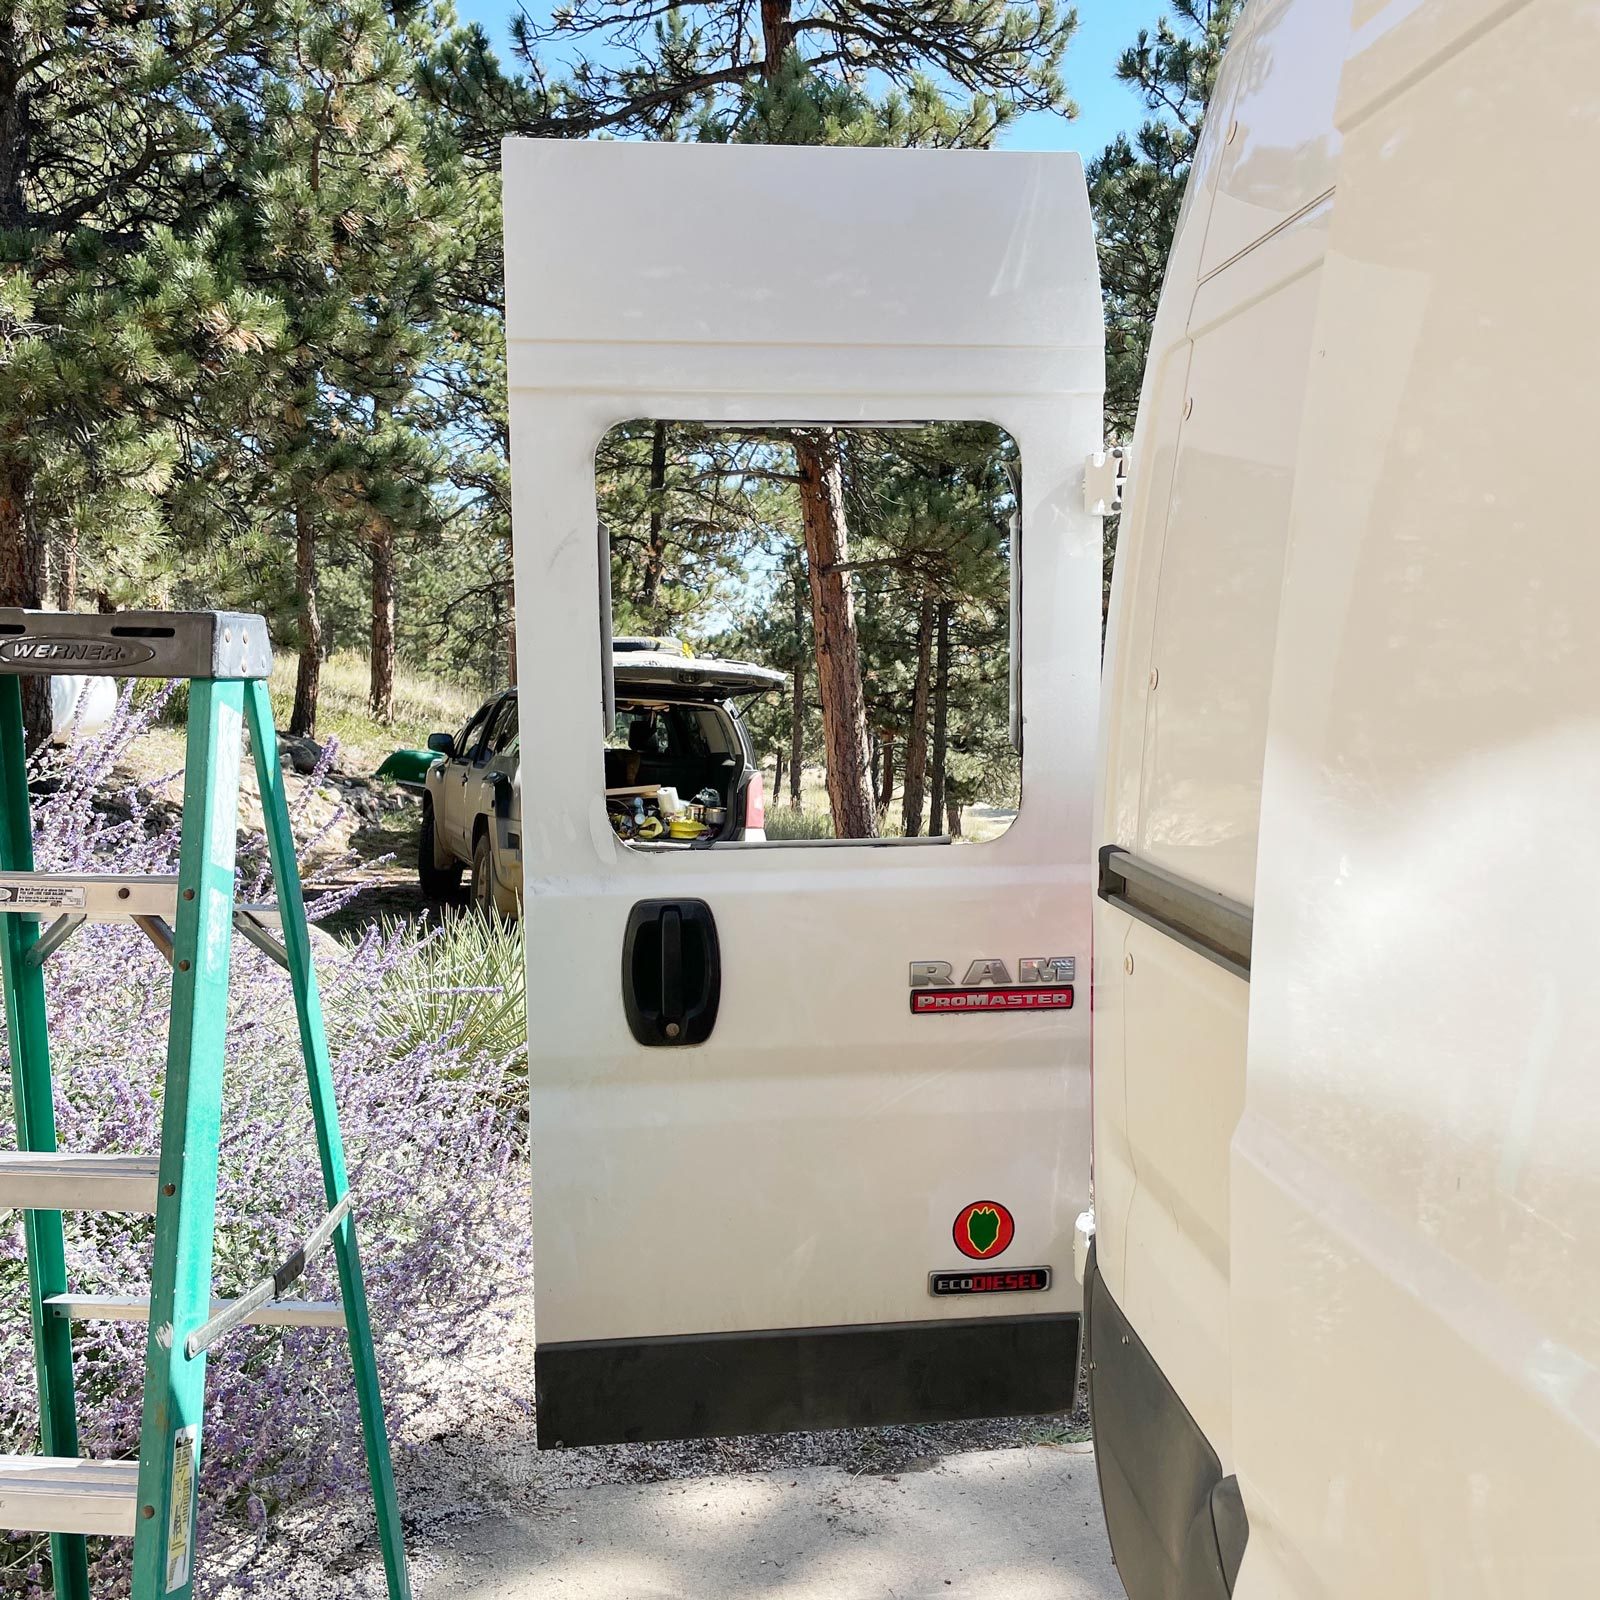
[1090,0,1600,1595]
[504,5,1600,1581]
[503,141,1106,1445]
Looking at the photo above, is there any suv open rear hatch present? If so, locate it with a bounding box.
[612,652,785,699]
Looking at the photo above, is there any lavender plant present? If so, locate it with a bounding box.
[0,691,532,1595]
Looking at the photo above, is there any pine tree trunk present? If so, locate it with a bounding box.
[774,750,785,799]
[759,0,793,73]
[929,599,951,832]
[2,56,51,748]
[793,429,876,839]
[0,458,52,750]
[58,524,78,611]
[788,571,805,810]
[369,514,396,722]
[946,799,962,838]
[878,729,895,813]
[638,419,668,615]
[290,502,321,739]
[901,596,936,836]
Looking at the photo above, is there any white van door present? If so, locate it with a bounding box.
[505,140,1105,1446]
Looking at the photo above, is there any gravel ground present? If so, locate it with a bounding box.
[184,765,1093,1594]
[217,1304,1090,1596]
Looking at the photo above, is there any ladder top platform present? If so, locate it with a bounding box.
[0,609,272,681]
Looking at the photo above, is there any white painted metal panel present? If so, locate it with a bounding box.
[1197,0,1349,280]
[1238,3,1600,1595]
[505,141,1102,1393]
[1093,0,1329,1474]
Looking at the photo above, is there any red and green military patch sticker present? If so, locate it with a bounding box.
[953,1200,1015,1260]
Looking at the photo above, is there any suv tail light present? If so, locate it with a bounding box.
[744,771,766,836]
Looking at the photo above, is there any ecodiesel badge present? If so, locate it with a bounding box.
[930,1266,1052,1297]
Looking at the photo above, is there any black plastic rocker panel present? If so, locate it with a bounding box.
[1084,1241,1248,1599]
[537,1312,1080,1447]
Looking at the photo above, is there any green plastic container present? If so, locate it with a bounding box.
[374,747,441,785]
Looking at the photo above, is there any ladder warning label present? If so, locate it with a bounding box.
[166,1425,198,1591]
[0,881,86,910]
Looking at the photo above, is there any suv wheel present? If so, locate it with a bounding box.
[471,830,498,917]
[418,803,463,902]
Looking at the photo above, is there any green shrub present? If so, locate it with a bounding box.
[369,911,527,1078]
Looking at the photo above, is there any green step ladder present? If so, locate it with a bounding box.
[0,609,410,1600]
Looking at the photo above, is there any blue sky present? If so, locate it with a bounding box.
[452,2,1149,158]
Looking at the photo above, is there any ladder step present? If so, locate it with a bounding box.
[0,1153,159,1213]
[0,872,282,926]
[0,1456,139,1538]
[46,1292,345,1330]
[0,872,178,919]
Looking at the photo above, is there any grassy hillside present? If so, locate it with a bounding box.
[266,651,485,771]
[104,651,484,785]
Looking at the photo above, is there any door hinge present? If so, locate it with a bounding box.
[1084,447,1129,516]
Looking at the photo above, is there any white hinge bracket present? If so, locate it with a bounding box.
[1084,447,1129,516]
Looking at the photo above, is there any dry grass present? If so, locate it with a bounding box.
[113,652,484,786]
[265,651,484,772]
[92,654,484,891]
[759,764,1017,843]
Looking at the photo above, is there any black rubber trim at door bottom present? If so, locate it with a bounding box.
[1085,1242,1248,1599]
[536,1313,1079,1448]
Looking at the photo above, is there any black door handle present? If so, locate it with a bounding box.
[659,906,684,1031]
[622,899,720,1047]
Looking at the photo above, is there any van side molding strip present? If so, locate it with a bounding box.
[1097,846,1252,980]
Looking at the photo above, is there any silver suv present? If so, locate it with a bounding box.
[419,641,784,914]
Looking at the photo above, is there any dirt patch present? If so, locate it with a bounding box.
[103,731,443,937]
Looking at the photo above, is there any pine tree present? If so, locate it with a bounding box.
[0,0,281,744]
[236,0,460,738]
[517,0,1073,143]
[1089,0,1242,439]
[414,14,561,691]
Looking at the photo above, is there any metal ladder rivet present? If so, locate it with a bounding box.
[162,1184,175,1198]
[177,959,191,973]
[118,886,131,900]
[141,1504,155,1520]
[182,889,195,902]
